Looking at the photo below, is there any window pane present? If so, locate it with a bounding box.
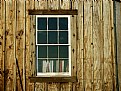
[37,31,47,44]
[37,18,47,30]
[46,59,58,72]
[48,46,58,58]
[59,31,68,44]
[59,18,68,30]
[59,59,69,72]
[48,18,57,30]
[59,46,68,58]
[42,60,53,73]
[38,46,47,58]
[47,59,59,72]
[38,59,43,72]
[48,31,58,44]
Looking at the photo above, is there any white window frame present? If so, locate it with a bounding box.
[36,15,71,77]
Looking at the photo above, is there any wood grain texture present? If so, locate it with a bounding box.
[77,2,84,89]
[76,0,84,90]
[0,1,4,91]
[0,0,119,91]
[116,1,121,91]
[30,76,77,83]
[48,0,59,9]
[103,0,114,90]
[60,0,70,9]
[110,1,116,90]
[83,0,93,90]
[16,0,24,91]
[28,10,78,15]
[29,0,36,90]
[5,1,14,91]
[34,0,48,91]
[71,15,77,77]
[93,0,103,90]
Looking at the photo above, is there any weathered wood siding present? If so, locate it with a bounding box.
[116,1,121,91]
[0,0,119,91]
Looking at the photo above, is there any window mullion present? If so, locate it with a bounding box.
[58,17,59,72]
[37,45,38,74]
[47,17,48,67]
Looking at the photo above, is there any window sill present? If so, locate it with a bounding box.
[29,76,77,83]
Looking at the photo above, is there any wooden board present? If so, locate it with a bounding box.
[0,1,4,91]
[103,0,114,90]
[77,1,84,90]
[83,0,93,90]
[116,1,121,90]
[93,0,103,90]
[5,1,14,91]
[60,0,70,9]
[0,0,118,91]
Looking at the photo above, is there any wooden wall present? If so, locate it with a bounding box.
[0,0,119,91]
[116,1,121,91]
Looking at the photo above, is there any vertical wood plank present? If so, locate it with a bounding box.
[22,0,26,91]
[29,0,36,91]
[30,12,36,91]
[71,2,77,78]
[16,0,24,91]
[71,1,78,91]
[5,1,14,91]
[72,0,78,9]
[77,1,84,91]
[26,0,30,90]
[103,0,114,90]
[13,0,17,91]
[35,0,48,10]
[60,0,70,9]
[48,0,59,9]
[93,0,103,91]
[29,0,34,10]
[3,1,6,90]
[83,0,93,91]
[71,15,77,91]
[0,1,4,91]
[111,1,116,90]
[116,1,121,91]
[30,17,35,77]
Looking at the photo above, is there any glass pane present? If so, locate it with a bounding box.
[42,60,53,73]
[37,31,47,44]
[55,60,59,72]
[38,59,43,72]
[59,59,69,72]
[54,59,58,72]
[48,18,57,30]
[48,31,58,44]
[37,17,47,30]
[38,59,69,73]
[48,46,58,58]
[59,18,68,30]
[47,59,59,72]
[44,59,58,72]
[59,31,68,44]
[59,46,68,58]
[38,46,47,58]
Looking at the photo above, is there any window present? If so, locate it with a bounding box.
[36,15,71,76]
